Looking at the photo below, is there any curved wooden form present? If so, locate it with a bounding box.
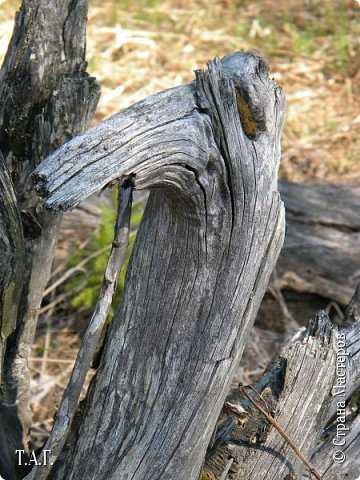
[35,52,285,479]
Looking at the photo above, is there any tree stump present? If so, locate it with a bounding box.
[34,52,285,479]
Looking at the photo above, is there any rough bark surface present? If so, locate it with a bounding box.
[0,155,25,480]
[34,52,285,480]
[26,182,133,480]
[309,286,360,480]
[0,156,24,378]
[0,1,100,478]
[203,286,360,480]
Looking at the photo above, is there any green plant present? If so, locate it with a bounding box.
[66,188,144,316]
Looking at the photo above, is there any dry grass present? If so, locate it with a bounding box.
[1,0,360,446]
[87,0,360,182]
[1,0,360,182]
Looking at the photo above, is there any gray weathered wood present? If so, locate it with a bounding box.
[0,1,99,477]
[259,181,360,331]
[34,52,285,480]
[61,179,360,334]
[278,181,360,306]
[309,413,360,480]
[203,285,360,480]
[308,285,360,480]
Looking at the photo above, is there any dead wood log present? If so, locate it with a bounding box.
[34,52,285,480]
[308,286,360,480]
[309,413,360,480]
[258,181,360,332]
[0,154,24,375]
[203,285,360,480]
[0,1,99,478]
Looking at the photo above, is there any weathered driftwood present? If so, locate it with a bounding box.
[308,285,360,480]
[279,181,360,305]
[0,154,24,376]
[34,52,285,479]
[203,286,360,480]
[0,1,99,478]
[310,414,360,480]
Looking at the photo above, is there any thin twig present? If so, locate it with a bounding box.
[269,269,299,331]
[30,358,75,364]
[43,246,111,297]
[246,384,272,413]
[30,366,75,404]
[325,301,344,320]
[25,180,133,480]
[44,199,140,298]
[40,293,55,378]
[240,387,322,480]
[38,279,89,314]
[49,238,92,280]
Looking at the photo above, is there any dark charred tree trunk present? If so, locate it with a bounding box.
[0,1,100,478]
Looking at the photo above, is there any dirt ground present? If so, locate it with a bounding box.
[1,0,359,447]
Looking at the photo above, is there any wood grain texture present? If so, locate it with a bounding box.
[26,182,133,480]
[203,286,360,480]
[277,181,360,306]
[60,180,360,333]
[35,52,285,479]
[256,181,360,333]
[310,414,360,480]
[0,0,100,195]
[62,179,360,333]
[309,286,360,480]
[0,155,25,480]
[0,155,24,379]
